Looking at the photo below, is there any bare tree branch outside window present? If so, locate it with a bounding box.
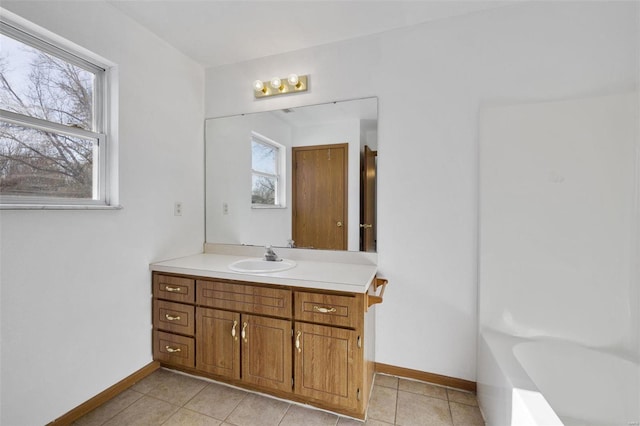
[251,137,280,205]
[0,31,97,199]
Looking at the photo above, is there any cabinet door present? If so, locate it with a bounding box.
[196,307,240,379]
[294,322,359,411]
[241,314,292,393]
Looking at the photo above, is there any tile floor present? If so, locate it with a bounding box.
[73,368,485,426]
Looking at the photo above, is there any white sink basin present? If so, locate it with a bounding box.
[228,258,296,273]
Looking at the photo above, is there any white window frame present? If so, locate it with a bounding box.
[0,15,117,209]
[251,131,286,208]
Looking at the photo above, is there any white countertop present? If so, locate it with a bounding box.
[149,253,377,293]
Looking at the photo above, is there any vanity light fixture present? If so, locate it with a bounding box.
[254,74,308,98]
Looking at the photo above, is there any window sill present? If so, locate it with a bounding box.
[251,205,286,209]
[0,204,123,210]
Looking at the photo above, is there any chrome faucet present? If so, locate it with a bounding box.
[264,245,280,262]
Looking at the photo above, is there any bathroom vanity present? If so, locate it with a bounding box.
[149,248,386,419]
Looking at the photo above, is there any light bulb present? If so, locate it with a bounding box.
[287,74,299,87]
[270,77,282,90]
[253,80,264,92]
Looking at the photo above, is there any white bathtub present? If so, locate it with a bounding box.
[477,330,640,426]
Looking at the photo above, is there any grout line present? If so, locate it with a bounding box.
[181,381,209,408]
[277,403,292,425]
[97,389,145,426]
[448,399,455,426]
[158,405,179,426]
[221,390,248,424]
[393,387,399,425]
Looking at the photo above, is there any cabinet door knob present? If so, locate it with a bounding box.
[295,331,302,353]
[232,320,238,341]
[164,314,181,321]
[165,286,182,292]
[336,221,343,227]
[164,345,181,353]
[241,322,248,343]
[313,305,337,314]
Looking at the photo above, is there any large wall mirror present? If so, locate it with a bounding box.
[205,97,378,252]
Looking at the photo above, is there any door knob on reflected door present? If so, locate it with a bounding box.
[360,224,372,229]
[336,221,343,227]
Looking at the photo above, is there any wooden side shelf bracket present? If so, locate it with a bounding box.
[367,277,388,309]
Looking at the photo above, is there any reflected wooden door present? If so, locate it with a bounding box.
[292,143,348,250]
[360,146,377,252]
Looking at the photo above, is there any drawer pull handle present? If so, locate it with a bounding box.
[241,322,248,343]
[295,331,302,353]
[164,314,181,321]
[164,286,182,292]
[164,345,181,353]
[232,320,238,341]
[313,305,337,314]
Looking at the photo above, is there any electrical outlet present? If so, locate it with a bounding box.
[174,202,182,216]
[223,202,229,215]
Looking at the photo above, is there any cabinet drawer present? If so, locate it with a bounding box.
[197,280,292,318]
[154,274,195,303]
[295,291,359,328]
[154,300,194,336]
[153,331,195,368]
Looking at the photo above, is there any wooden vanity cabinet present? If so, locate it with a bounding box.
[294,322,360,410]
[152,274,196,368]
[195,307,240,379]
[195,306,292,392]
[152,272,376,419]
[293,290,369,414]
[241,314,292,392]
[194,278,293,393]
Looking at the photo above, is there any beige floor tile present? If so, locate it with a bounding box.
[102,395,179,425]
[397,379,447,401]
[336,417,364,426]
[446,389,478,407]
[336,415,393,425]
[395,391,452,426]
[366,385,397,424]
[374,374,399,389]
[225,393,289,426]
[163,408,222,426]
[146,372,207,406]
[130,368,175,394]
[364,419,393,426]
[450,402,484,426]
[72,371,485,426]
[184,382,246,420]
[73,389,144,425]
[279,404,339,426]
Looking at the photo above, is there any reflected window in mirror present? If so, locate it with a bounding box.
[251,131,285,207]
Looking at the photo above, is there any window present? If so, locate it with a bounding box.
[251,132,284,207]
[0,19,111,208]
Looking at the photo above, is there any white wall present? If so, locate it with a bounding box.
[0,2,204,425]
[204,1,639,381]
[479,93,638,352]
